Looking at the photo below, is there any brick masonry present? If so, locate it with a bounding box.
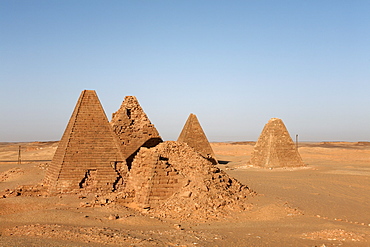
[44,90,126,194]
[249,118,305,168]
[125,141,251,219]
[41,91,253,220]
[126,147,185,209]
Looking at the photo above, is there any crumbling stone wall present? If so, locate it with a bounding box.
[249,118,305,168]
[111,96,162,167]
[44,90,126,194]
[125,141,252,221]
[127,150,185,208]
[177,113,217,165]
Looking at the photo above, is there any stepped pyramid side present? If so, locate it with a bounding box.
[126,143,185,209]
[111,96,162,166]
[177,113,217,165]
[44,90,126,193]
[249,118,304,168]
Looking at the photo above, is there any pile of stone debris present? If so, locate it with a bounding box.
[1,184,47,198]
[119,141,254,221]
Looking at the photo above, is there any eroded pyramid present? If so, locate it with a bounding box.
[177,113,217,165]
[44,90,126,193]
[124,141,252,221]
[248,118,305,168]
[111,96,162,166]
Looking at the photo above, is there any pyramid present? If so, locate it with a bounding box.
[124,141,252,221]
[44,90,126,193]
[111,96,162,167]
[177,113,217,165]
[248,118,305,168]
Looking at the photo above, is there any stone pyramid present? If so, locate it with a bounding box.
[44,90,126,193]
[124,141,252,221]
[248,118,305,168]
[177,113,217,165]
[111,96,162,167]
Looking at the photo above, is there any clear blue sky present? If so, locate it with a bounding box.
[1,1,369,142]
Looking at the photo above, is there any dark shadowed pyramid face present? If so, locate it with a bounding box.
[177,113,217,165]
[44,90,125,194]
[249,118,305,168]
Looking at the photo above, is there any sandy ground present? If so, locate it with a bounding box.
[0,141,369,246]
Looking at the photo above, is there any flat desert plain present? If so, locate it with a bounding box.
[0,141,369,246]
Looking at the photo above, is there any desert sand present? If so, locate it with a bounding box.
[0,141,369,246]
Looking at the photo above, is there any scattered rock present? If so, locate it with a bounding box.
[0,168,24,182]
[108,214,119,220]
[3,224,219,246]
[302,229,366,242]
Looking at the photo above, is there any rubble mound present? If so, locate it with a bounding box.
[125,141,254,221]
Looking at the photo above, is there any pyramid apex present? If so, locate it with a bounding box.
[124,95,138,100]
[268,118,282,122]
[81,89,96,94]
[80,90,98,99]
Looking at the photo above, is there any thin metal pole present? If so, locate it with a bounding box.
[295,134,298,150]
[18,145,21,165]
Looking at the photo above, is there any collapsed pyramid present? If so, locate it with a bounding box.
[111,96,162,166]
[124,141,251,221]
[177,113,217,165]
[44,90,126,193]
[248,118,305,168]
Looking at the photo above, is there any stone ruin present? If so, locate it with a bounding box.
[123,141,252,221]
[111,96,162,168]
[248,118,305,168]
[43,90,253,221]
[44,90,126,194]
[177,113,218,165]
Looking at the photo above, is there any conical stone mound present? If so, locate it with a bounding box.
[124,141,252,221]
[249,118,305,168]
[44,90,126,194]
[111,96,162,167]
[177,113,217,165]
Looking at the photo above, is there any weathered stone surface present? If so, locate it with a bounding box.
[177,113,217,165]
[42,92,253,221]
[249,118,305,168]
[111,96,162,167]
[124,141,252,221]
[44,90,126,194]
